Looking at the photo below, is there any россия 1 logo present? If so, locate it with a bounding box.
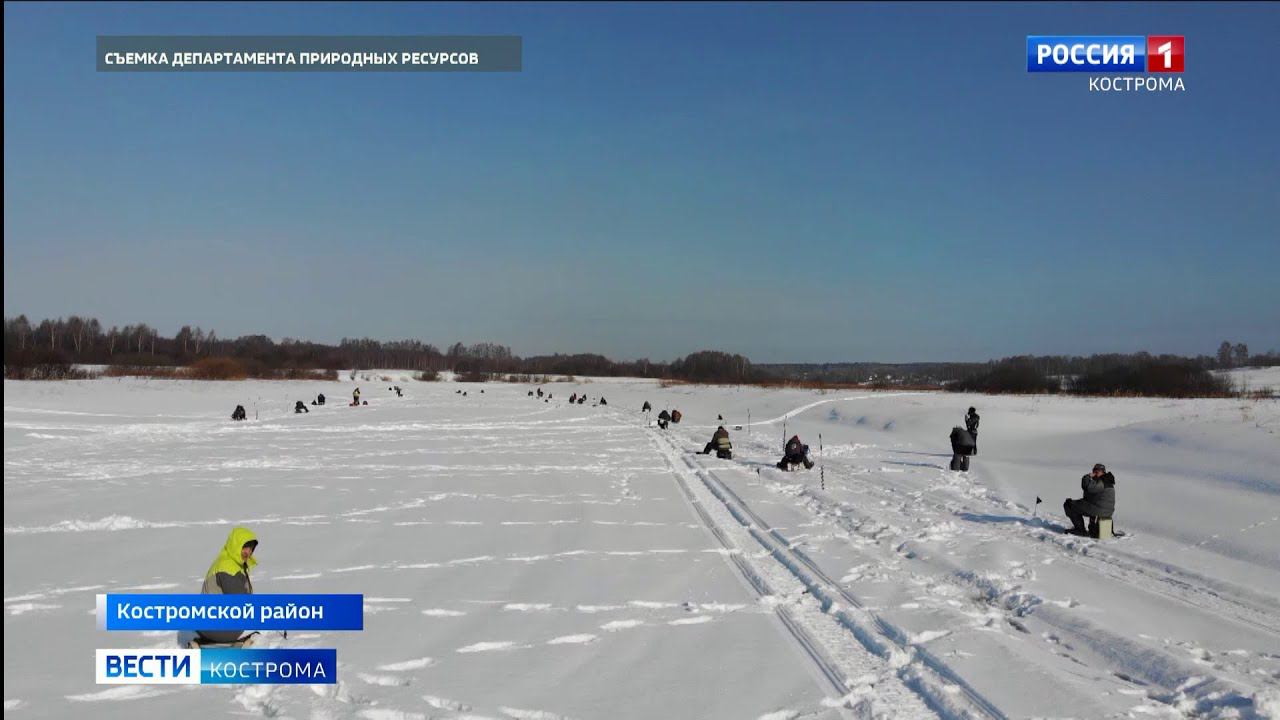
[1146,35,1183,73]
[1026,35,1184,92]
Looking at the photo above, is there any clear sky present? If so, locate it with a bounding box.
[4,2,1277,363]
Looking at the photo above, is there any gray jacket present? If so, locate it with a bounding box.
[1079,472,1116,518]
[198,565,253,643]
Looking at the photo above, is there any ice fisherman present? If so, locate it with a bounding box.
[196,527,258,644]
[949,426,976,471]
[701,426,733,458]
[657,410,671,430]
[231,405,247,421]
[777,435,815,470]
[1064,464,1116,537]
[352,387,361,405]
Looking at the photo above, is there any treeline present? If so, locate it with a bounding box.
[759,362,984,385]
[764,342,1279,387]
[2,315,757,384]
[4,315,1272,397]
[943,352,1278,398]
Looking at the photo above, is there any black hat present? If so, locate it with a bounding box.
[1092,463,1106,473]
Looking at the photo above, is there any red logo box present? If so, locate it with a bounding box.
[1147,36,1184,73]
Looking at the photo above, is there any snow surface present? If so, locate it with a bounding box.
[4,375,1279,719]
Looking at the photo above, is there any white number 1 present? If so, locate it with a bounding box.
[1158,41,1173,69]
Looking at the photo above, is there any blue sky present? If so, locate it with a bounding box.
[4,2,1277,363]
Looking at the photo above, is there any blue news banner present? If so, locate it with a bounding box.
[97,648,338,685]
[96,594,361,685]
[99,593,363,630]
[1026,36,1147,72]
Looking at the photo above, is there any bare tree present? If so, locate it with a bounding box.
[1218,341,1234,368]
[86,318,101,354]
[68,316,86,355]
[176,326,193,357]
[13,315,32,350]
[37,319,59,350]
[1234,343,1250,367]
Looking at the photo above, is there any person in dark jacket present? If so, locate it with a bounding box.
[949,426,976,471]
[777,435,814,470]
[196,527,258,644]
[657,410,671,430]
[702,426,733,458]
[316,393,326,405]
[295,400,309,414]
[642,401,652,413]
[231,405,247,421]
[570,393,578,404]
[1064,464,1116,536]
[599,397,607,406]
[965,408,980,455]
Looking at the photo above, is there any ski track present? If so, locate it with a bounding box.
[802,442,1280,636]
[653,398,1278,720]
[646,426,943,718]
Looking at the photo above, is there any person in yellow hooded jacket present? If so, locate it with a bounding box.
[196,527,258,644]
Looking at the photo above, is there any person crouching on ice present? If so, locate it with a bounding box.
[777,435,815,470]
[196,527,258,644]
[701,426,733,459]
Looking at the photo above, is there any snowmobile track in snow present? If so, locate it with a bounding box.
[693,463,1008,720]
[644,423,996,720]
[801,460,1280,640]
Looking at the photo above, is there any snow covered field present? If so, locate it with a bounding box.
[4,375,1279,719]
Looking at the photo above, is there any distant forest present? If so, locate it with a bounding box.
[1,314,753,384]
[3,314,1276,397]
